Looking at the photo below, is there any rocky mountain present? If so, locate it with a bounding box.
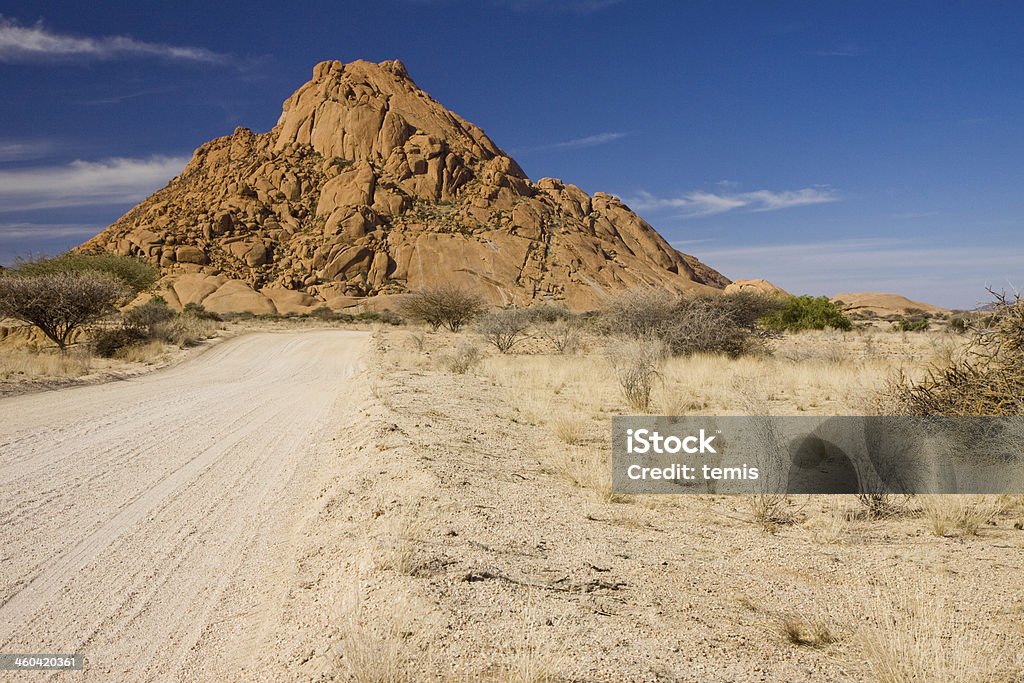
[82,59,729,313]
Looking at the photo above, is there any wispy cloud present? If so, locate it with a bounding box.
[0,140,54,162]
[512,131,628,154]
[815,43,861,57]
[0,17,226,64]
[688,237,1024,309]
[627,186,839,217]
[0,222,101,239]
[404,0,623,12]
[0,155,187,211]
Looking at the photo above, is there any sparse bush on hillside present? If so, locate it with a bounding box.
[478,308,532,353]
[398,285,484,332]
[761,295,852,332]
[0,271,127,351]
[15,253,158,295]
[883,290,1024,416]
[600,289,780,357]
[894,316,929,332]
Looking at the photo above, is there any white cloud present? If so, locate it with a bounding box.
[512,131,628,154]
[627,186,839,217]
[0,155,188,211]
[688,238,1024,310]
[0,17,225,63]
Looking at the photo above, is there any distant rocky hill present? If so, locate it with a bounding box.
[81,59,729,313]
[831,292,949,318]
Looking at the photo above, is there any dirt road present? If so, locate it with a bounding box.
[0,330,369,681]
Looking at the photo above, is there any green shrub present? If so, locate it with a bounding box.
[181,302,222,321]
[124,296,176,333]
[15,253,158,295]
[761,295,852,332]
[93,326,148,357]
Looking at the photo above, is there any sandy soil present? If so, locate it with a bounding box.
[0,330,372,681]
[1,326,1021,682]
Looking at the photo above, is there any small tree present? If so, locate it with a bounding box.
[398,285,484,332]
[0,271,126,350]
[478,308,532,353]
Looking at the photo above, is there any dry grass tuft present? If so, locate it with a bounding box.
[0,347,92,379]
[918,495,1001,537]
[438,341,484,374]
[113,340,168,363]
[373,516,422,575]
[780,614,838,647]
[553,445,617,502]
[857,581,1021,683]
[331,592,417,683]
[550,413,588,445]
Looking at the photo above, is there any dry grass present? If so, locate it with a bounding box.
[551,445,616,502]
[331,591,417,683]
[372,515,422,575]
[550,413,588,445]
[779,613,838,647]
[857,581,1021,683]
[918,495,1002,537]
[503,603,564,683]
[112,340,168,363]
[0,347,92,379]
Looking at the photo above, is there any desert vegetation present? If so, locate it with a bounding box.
[362,306,1023,681]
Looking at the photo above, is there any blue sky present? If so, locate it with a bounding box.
[0,1,1021,308]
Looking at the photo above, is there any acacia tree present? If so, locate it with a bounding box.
[0,271,126,350]
[398,285,484,332]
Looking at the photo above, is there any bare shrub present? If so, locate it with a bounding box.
[524,303,571,324]
[883,290,1024,416]
[604,338,668,411]
[397,285,484,332]
[478,308,532,353]
[0,271,127,350]
[600,289,777,357]
[438,341,483,374]
[541,319,581,354]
